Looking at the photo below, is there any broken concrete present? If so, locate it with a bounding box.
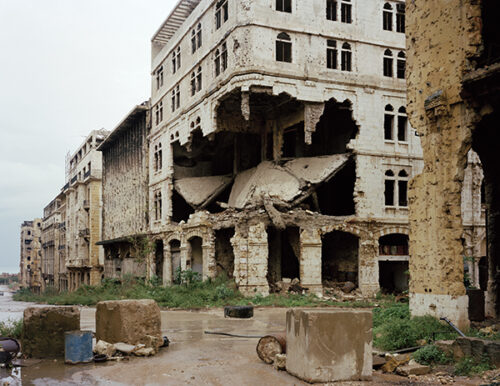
[286,308,372,383]
[174,175,232,208]
[22,306,80,358]
[95,300,162,348]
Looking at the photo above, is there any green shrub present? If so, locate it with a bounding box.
[413,345,451,365]
[454,355,494,376]
[0,319,23,339]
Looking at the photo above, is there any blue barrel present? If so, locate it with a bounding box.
[65,330,93,364]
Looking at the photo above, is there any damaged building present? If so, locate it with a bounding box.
[406,0,497,328]
[97,103,151,279]
[147,0,424,296]
[19,219,42,292]
[63,130,108,290]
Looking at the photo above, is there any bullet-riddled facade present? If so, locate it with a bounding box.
[147,0,424,295]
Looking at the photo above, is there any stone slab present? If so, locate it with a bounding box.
[286,308,372,383]
[22,306,80,358]
[95,299,161,347]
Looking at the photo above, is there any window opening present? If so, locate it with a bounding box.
[156,66,163,89]
[215,49,221,76]
[326,0,337,21]
[398,170,408,207]
[341,0,352,23]
[397,51,406,79]
[216,0,228,29]
[341,42,352,71]
[154,190,162,221]
[396,3,405,33]
[276,32,292,62]
[384,170,395,206]
[383,49,393,77]
[383,3,393,31]
[384,104,394,140]
[327,39,337,69]
[276,0,292,12]
[397,106,407,141]
[155,102,163,125]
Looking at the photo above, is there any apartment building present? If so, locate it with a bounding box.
[146,0,426,295]
[97,102,151,279]
[19,219,42,292]
[40,193,66,290]
[62,130,108,291]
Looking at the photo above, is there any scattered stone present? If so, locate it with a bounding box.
[381,354,410,373]
[435,340,455,357]
[143,335,163,351]
[372,354,386,369]
[134,347,155,357]
[480,326,494,335]
[22,306,80,358]
[396,363,430,376]
[273,354,286,370]
[114,343,136,355]
[96,299,162,346]
[342,281,356,293]
[94,340,116,357]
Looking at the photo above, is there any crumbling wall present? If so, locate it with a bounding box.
[406,0,483,329]
[215,228,235,278]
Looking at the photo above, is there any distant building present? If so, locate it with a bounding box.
[19,219,42,292]
[62,130,108,291]
[97,102,151,279]
[40,193,66,291]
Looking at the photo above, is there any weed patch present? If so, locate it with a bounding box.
[413,345,452,365]
[0,319,23,339]
[454,355,494,376]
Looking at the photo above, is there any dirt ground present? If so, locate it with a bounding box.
[1,307,495,385]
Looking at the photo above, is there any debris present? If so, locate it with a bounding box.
[372,354,386,369]
[114,343,136,355]
[224,305,253,318]
[381,353,410,373]
[134,347,155,357]
[288,278,307,294]
[273,353,286,370]
[94,340,116,357]
[341,281,356,293]
[256,334,286,364]
[396,363,431,376]
[263,198,286,230]
[480,326,495,335]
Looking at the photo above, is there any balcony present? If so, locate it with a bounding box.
[84,170,91,179]
[71,175,77,185]
[62,182,69,191]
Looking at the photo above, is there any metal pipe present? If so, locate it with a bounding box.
[440,317,466,337]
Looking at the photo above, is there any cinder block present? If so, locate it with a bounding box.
[96,299,161,347]
[286,308,372,383]
[22,306,80,358]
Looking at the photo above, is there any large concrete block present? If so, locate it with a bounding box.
[286,308,372,383]
[95,299,161,346]
[22,306,80,358]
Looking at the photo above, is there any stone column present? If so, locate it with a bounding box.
[180,244,188,271]
[163,243,172,286]
[358,236,379,297]
[236,222,269,296]
[299,228,322,296]
[202,231,216,281]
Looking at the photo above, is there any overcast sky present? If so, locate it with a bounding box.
[0,0,177,273]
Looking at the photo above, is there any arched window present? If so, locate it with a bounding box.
[341,42,352,71]
[326,0,337,21]
[326,39,337,69]
[397,106,407,141]
[196,23,202,49]
[383,49,393,77]
[154,190,162,221]
[397,51,406,79]
[276,32,292,62]
[191,71,196,96]
[341,0,352,23]
[384,169,409,207]
[221,42,228,71]
[384,104,394,140]
[276,0,291,13]
[196,66,202,92]
[396,3,405,33]
[383,3,393,31]
[191,30,196,54]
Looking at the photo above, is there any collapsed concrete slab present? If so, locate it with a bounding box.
[95,299,162,350]
[228,155,350,209]
[286,308,372,383]
[22,306,80,358]
[174,175,232,208]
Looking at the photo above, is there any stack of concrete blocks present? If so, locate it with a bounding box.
[22,306,80,358]
[95,299,162,351]
[286,308,372,383]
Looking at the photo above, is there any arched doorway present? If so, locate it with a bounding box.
[321,230,359,284]
[154,240,164,281]
[169,240,181,283]
[188,237,203,276]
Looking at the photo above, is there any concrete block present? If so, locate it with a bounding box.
[22,306,80,358]
[286,308,372,383]
[96,299,161,347]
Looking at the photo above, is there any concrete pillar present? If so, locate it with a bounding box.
[180,245,188,271]
[358,236,379,297]
[299,228,322,296]
[235,222,269,296]
[163,244,172,286]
